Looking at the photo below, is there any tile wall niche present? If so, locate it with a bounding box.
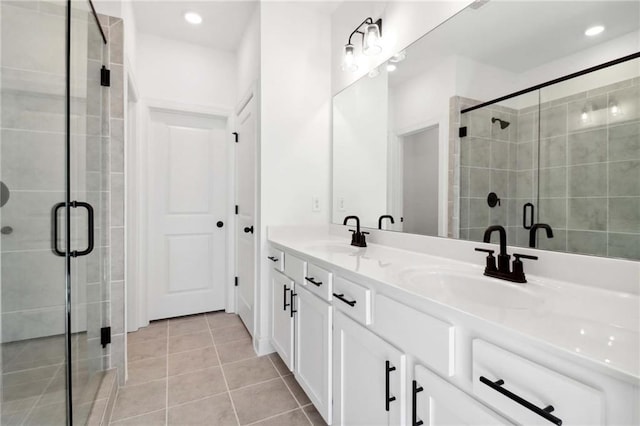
[451,76,640,261]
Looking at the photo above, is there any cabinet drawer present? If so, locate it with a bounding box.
[267,247,284,271]
[375,295,455,377]
[302,263,332,301]
[472,340,604,425]
[284,253,306,284]
[332,276,371,325]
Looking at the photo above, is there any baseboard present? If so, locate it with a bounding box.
[254,336,274,357]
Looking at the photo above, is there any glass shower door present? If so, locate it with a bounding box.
[69,0,109,423]
[1,1,108,424]
[537,57,640,260]
[1,1,69,424]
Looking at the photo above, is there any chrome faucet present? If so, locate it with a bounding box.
[475,225,538,283]
[343,215,368,247]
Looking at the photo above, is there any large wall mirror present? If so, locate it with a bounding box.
[332,1,640,261]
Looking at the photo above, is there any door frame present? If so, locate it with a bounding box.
[130,97,235,328]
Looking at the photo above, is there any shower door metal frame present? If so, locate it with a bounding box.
[63,1,107,423]
[460,51,640,114]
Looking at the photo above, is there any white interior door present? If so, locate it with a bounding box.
[235,93,257,333]
[147,108,228,320]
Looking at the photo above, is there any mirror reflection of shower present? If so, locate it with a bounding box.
[491,117,510,129]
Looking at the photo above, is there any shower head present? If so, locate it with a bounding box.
[491,117,510,129]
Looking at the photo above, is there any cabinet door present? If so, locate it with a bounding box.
[272,270,295,370]
[295,286,332,424]
[413,365,511,426]
[333,311,405,426]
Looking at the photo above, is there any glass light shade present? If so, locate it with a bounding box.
[363,23,382,56]
[184,12,203,25]
[342,44,358,72]
[580,110,589,123]
[610,101,620,116]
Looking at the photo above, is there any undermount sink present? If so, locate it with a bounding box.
[303,241,360,254]
[398,268,544,310]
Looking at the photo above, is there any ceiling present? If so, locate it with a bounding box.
[132,1,258,51]
[389,1,640,85]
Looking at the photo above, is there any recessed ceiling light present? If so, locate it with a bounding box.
[184,12,202,25]
[389,51,406,63]
[585,25,604,37]
[386,63,397,72]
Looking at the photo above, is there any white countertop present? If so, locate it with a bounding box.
[268,226,640,384]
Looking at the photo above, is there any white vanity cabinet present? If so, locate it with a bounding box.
[472,340,604,425]
[333,311,406,426]
[412,364,511,426]
[271,270,295,370]
[295,285,332,422]
[269,252,333,424]
[268,242,639,426]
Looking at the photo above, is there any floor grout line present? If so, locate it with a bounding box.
[164,389,229,410]
[244,407,310,426]
[164,320,169,426]
[19,363,64,426]
[208,318,241,426]
[110,408,164,424]
[114,313,321,426]
[266,355,314,425]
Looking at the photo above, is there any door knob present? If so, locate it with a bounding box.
[244,226,254,234]
[217,221,224,228]
[1,226,13,235]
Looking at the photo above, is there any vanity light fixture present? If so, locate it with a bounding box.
[584,25,604,36]
[362,21,383,55]
[342,17,383,72]
[342,44,358,72]
[184,11,203,25]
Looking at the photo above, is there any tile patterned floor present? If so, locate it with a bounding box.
[110,312,327,426]
[1,334,104,425]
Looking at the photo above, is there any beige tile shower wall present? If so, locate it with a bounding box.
[534,77,640,260]
[97,13,126,385]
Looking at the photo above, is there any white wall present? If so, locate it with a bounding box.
[236,6,260,98]
[136,34,237,109]
[333,69,389,227]
[331,0,474,95]
[257,1,332,350]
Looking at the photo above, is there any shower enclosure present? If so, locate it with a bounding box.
[457,54,640,261]
[1,0,110,424]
